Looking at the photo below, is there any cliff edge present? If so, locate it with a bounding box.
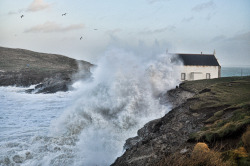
[0,46,93,93]
[112,76,250,166]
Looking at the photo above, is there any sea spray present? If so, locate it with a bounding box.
[0,48,182,166]
[50,48,182,165]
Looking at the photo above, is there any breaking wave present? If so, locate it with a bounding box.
[0,48,182,166]
[50,48,182,165]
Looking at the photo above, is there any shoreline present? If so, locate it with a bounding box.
[0,46,93,93]
[112,76,250,166]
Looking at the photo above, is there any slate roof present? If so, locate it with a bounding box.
[176,54,220,66]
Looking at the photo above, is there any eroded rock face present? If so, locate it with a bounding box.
[0,46,93,93]
[112,77,250,166]
[25,72,72,93]
[111,87,197,166]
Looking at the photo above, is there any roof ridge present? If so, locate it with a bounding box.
[176,53,214,55]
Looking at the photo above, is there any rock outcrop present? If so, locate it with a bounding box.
[0,46,93,93]
[112,76,250,166]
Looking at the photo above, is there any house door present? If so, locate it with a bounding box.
[206,73,211,79]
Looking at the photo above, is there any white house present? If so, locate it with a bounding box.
[173,52,221,81]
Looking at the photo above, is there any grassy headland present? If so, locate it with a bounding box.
[112,76,250,166]
[0,46,92,92]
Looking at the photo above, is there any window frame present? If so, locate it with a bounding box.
[181,73,186,80]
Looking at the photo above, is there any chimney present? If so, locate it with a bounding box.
[201,52,202,55]
[213,49,216,55]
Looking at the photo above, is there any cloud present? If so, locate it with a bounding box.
[230,31,250,42]
[27,0,51,12]
[192,0,215,12]
[140,26,176,34]
[106,28,122,35]
[182,16,194,22]
[211,35,226,42]
[8,0,51,15]
[147,0,167,4]
[8,9,25,15]
[8,11,18,15]
[25,21,84,33]
[211,32,250,43]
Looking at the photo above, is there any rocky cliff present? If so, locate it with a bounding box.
[0,46,93,93]
[112,76,250,166]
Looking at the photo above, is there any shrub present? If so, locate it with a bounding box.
[158,142,230,166]
[242,125,250,153]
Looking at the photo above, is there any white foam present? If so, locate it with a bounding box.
[50,48,182,165]
[0,48,182,166]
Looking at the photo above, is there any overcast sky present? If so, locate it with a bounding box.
[0,0,249,66]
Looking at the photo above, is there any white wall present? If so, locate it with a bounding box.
[181,66,220,81]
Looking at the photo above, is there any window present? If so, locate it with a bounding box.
[181,73,186,80]
[206,73,211,79]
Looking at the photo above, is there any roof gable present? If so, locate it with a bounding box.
[177,54,220,66]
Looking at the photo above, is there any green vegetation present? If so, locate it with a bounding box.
[0,46,91,73]
[181,77,250,165]
[186,77,250,142]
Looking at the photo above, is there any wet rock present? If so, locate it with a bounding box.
[111,87,200,166]
[25,151,33,160]
[13,155,24,163]
[1,157,11,165]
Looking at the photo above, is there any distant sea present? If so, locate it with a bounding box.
[221,66,250,77]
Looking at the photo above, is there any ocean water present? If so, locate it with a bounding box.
[221,66,250,77]
[2,51,248,166]
[0,50,182,166]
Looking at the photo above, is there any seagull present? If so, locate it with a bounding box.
[80,36,83,40]
[62,13,67,16]
[21,15,24,18]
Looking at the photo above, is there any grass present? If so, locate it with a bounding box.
[189,79,250,111]
[158,141,250,166]
[189,102,250,142]
[157,142,231,166]
[0,46,92,73]
[184,77,250,143]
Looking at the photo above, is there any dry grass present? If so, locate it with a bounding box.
[157,140,250,166]
[158,142,231,166]
[242,125,250,153]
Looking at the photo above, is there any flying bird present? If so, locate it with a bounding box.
[21,15,24,18]
[94,29,98,30]
[80,36,83,40]
[62,13,67,16]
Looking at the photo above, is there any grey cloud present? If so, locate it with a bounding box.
[182,16,194,22]
[192,0,215,12]
[25,21,84,33]
[147,0,167,4]
[8,11,18,15]
[106,28,122,35]
[212,32,250,43]
[205,11,216,20]
[141,26,176,34]
[26,0,51,12]
[211,35,227,42]
[8,9,25,15]
[230,31,250,42]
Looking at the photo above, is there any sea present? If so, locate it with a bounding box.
[0,50,181,166]
[1,55,250,165]
[221,66,250,77]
